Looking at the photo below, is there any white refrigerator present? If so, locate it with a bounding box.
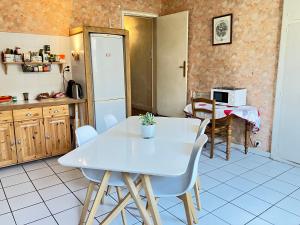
[90,33,126,133]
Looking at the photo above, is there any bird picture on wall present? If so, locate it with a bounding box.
[212,14,233,45]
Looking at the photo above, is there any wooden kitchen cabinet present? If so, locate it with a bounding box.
[14,119,46,163]
[0,122,17,167]
[44,115,71,156]
[0,98,85,168]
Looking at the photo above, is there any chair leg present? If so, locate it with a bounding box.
[210,131,215,159]
[226,124,232,161]
[116,187,128,225]
[244,121,249,154]
[181,193,194,225]
[79,182,95,225]
[194,177,201,210]
[188,192,198,224]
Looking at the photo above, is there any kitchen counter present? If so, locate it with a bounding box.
[0,98,86,111]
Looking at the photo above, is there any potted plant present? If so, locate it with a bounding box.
[139,112,156,139]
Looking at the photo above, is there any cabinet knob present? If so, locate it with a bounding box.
[17,140,21,144]
[25,113,32,117]
[54,110,59,113]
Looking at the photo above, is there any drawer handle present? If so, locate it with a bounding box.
[25,113,32,117]
[54,110,59,113]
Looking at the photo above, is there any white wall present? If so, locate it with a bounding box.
[0,32,72,100]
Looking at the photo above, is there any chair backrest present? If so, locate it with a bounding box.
[191,97,216,129]
[104,114,118,130]
[183,134,208,193]
[195,118,210,140]
[75,125,98,146]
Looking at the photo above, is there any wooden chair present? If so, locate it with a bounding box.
[191,98,233,160]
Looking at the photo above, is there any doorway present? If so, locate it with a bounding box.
[124,15,155,115]
[123,11,189,117]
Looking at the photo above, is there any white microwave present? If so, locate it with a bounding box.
[211,87,247,106]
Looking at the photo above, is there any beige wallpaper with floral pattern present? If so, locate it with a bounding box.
[0,0,72,36]
[0,0,282,151]
[71,0,161,28]
[161,0,283,151]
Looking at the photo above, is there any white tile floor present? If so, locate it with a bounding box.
[0,145,300,225]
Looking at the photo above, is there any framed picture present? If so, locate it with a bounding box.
[212,14,233,45]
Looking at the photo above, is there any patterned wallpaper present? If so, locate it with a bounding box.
[0,0,283,151]
[161,0,283,151]
[0,0,72,36]
[71,0,161,28]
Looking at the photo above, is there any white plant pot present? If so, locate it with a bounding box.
[141,124,156,139]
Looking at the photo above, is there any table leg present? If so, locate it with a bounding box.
[101,180,142,225]
[123,173,152,225]
[79,182,96,225]
[141,175,162,225]
[116,187,128,225]
[86,171,111,225]
[245,121,249,154]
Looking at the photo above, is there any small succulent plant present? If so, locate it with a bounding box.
[139,112,156,126]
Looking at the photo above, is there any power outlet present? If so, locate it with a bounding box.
[254,141,261,148]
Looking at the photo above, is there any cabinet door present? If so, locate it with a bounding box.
[15,119,46,163]
[0,123,17,167]
[44,116,71,156]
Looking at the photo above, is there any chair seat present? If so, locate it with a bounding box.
[82,168,139,187]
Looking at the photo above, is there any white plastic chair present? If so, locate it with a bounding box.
[194,118,210,210]
[76,125,137,225]
[143,134,208,225]
[104,114,118,129]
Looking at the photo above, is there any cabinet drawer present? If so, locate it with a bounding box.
[0,111,13,123]
[43,105,69,118]
[13,108,43,121]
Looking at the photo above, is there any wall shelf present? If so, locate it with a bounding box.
[1,61,64,75]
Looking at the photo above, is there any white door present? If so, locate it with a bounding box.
[156,11,189,117]
[90,34,125,101]
[272,0,300,163]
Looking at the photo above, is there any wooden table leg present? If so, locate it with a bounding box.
[85,171,111,225]
[141,175,162,225]
[79,182,96,225]
[116,187,128,225]
[101,181,142,225]
[226,116,233,161]
[123,173,152,225]
[245,120,249,154]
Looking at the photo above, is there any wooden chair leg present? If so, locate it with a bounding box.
[244,121,249,154]
[188,192,198,224]
[116,187,128,225]
[79,182,95,225]
[226,123,232,161]
[181,193,194,225]
[194,177,201,210]
[210,131,215,159]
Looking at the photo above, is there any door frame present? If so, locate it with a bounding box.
[122,11,158,113]
[271,1,299,163]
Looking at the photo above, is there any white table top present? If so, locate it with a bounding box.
[58,116,200,177]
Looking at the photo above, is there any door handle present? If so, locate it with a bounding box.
[179,61,186,78]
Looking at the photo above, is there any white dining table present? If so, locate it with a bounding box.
[58,116,200,225]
